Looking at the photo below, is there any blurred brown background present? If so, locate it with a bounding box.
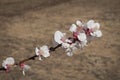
[0,0,120,80]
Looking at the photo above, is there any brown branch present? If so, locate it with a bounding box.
[0,67,6,71]
[49,44,62,52]
[0,43,63,70]
[18,55,38,64]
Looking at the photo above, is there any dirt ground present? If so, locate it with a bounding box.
[0,0,120,80]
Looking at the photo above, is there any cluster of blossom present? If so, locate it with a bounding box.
[0,19,102,75]
[52,19,102,56]
[1,57,31,76]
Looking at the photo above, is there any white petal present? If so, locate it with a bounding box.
[40,45,50,57]
[54,31,65,44]
[22,70,25,76]
[86,20,95,29]
[94,30,102,37]
[87,20,94,25]
[67,52,73,56]
[62,43,70,48]
[94,22,100,30]
[76,20,82,26]
[69,24,77,32]
[5,57,15,65]
[22,64,31,72]
[35,47,39,56]
[39,56,42,60]
[77,33,87,41]
[2,60,7,69]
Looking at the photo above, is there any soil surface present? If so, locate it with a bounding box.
[0,0,120,80]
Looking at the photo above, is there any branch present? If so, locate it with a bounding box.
[49,44,62,52]
[18,55,38,64]
[0,67,6,71]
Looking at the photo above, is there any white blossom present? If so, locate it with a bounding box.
[2,57,15,69]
